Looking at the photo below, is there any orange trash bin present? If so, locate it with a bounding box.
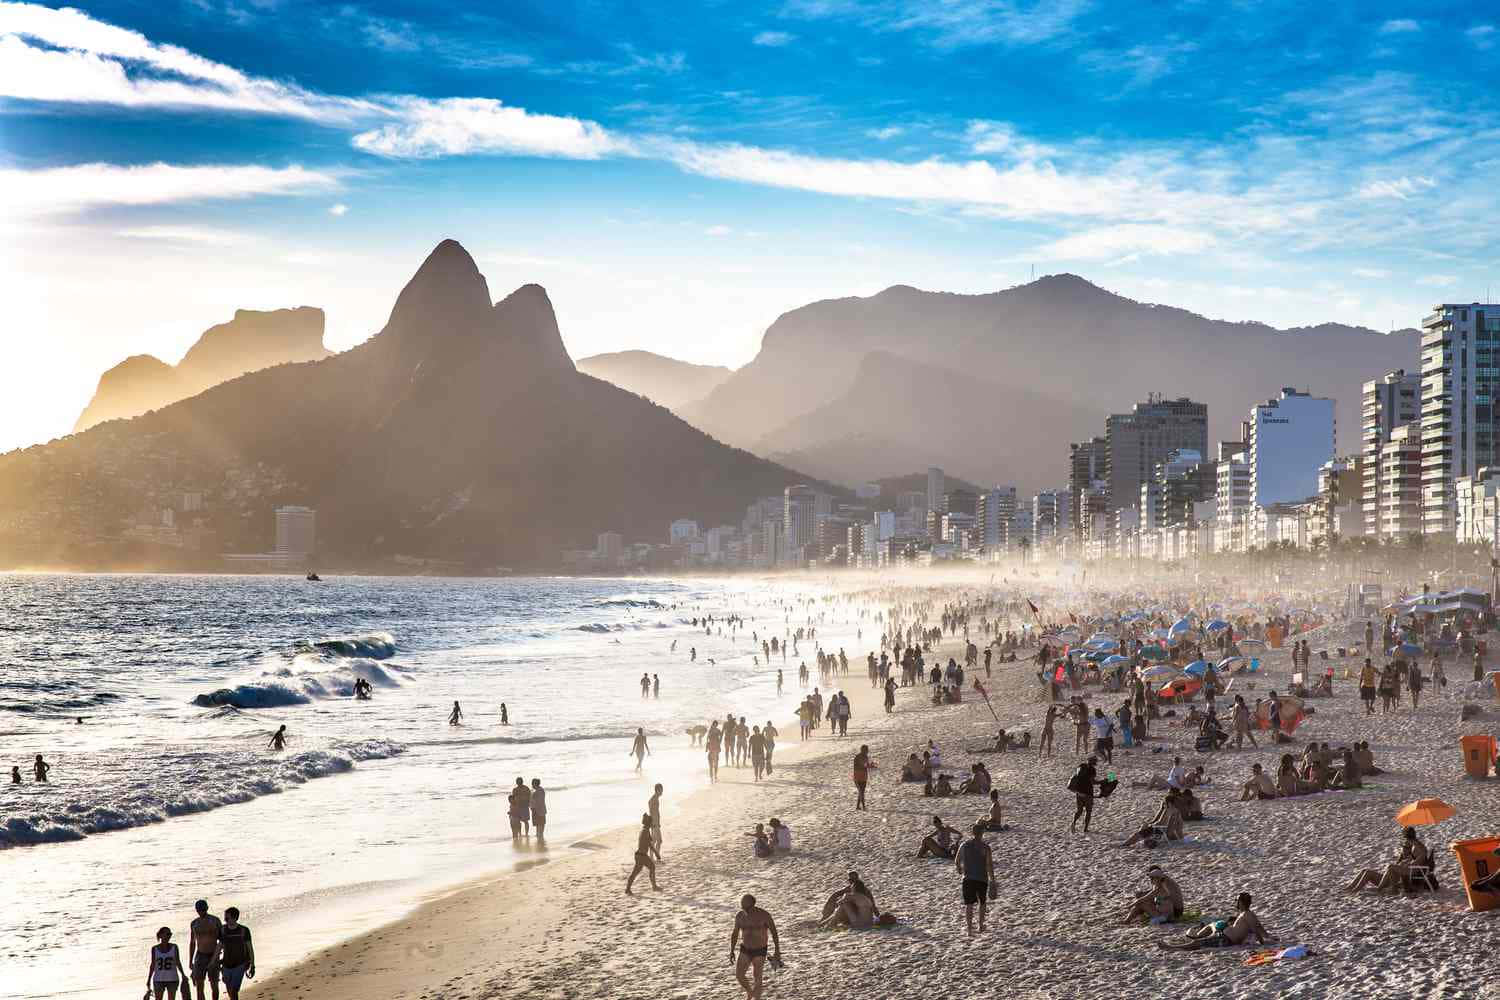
[1451,837,1500,912]
[1462,734,1497,779]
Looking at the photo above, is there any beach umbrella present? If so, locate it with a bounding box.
[1395,798,1456,827]
[1138,645,1170,661]
[1216,656,1245,671]
[1182,659,1209,677]
[1170,618,1192,635]
[1394,642,1424,657]
[1206,619,1229,632]
[1139,664,1177,681]
[1237,639,1268,654]
[1102,654,1129,667]
[1159,676,1202,699]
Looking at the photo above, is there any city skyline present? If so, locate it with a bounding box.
[6,2,1500,451]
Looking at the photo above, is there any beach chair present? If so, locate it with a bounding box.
[1406,863,1440,893]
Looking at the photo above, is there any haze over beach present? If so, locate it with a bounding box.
[6,3,1500,1000]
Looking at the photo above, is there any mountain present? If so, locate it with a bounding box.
[757,351,1097,492]
[73,307,329,432]
[1,241,831,570]
[576,350,732,412]
[681,276,1419,494]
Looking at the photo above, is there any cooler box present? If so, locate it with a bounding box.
[1451,837,1500,913]
[1462,734,1497,778]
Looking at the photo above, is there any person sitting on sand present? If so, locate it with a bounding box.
[959,762,991,795]
[1239,763,1278,800]
[979,789,1007,832]
[900,753,927,782]
[769,818,792,852]
[1355,741,1383,775]
[748,823,773,859]
[1162,893,1276,949]
[917,815,963,859]
[1276,755,1314,796]
[1330,747,1363,789]
[1121,865,1184,924]
[1119,789,1184,847]
[1348,827,1429,892]
[1177,786,1204,821]
[820,872,879,929]
[932,774,955,797]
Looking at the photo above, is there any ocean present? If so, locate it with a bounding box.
[0,573,860,998]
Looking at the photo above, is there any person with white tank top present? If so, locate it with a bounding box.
[146,926,187,999]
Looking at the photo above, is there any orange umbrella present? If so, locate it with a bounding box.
[1395,798,1456,826]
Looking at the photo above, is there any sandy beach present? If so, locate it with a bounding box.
[257,612,1500,1000]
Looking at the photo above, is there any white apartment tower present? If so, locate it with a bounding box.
[1419,303,1500,535]
[1361,369,1420,537]
[274,505,316,557]
[1248,388,1336,507]
[926,467,945,515]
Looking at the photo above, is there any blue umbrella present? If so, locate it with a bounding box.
[1102,654,1129,667]
[1394,642,1423,657]
[1170,618,1192,634]
[1206,619,1229,632]
[1183,659,1210,676]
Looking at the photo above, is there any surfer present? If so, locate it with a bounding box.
[266,727,286,752]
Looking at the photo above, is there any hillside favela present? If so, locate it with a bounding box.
[6,3,1500,1000]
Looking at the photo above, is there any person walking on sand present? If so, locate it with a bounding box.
[146,926,188,1000]
[217,908,254,1000]
[1039,705,1058,758]
[730,893,781,1000]
[1068,757,1099,834]
[188,900,222,1000]
[852,745,877,811]
[955,823,995,936]
[630,728,651,772]
[500,702,509,725]
[448,701,463,726]
[33,753,50,782]
[648,783,664,851]
[625,813,661,894]
[640,673,651,699]
[1232,695,1257,749]
[763,721,778,775]
[266,726,287,751]
[776,669,783,697]
[509,777,532,837]
[530,778,547,839]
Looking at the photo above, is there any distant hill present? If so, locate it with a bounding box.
[74,307,329,432]
[2,242,833,570]
[758,351,1095,493]
[871,471,980,498]
[576,350,732,412]
[680,276,1418,495]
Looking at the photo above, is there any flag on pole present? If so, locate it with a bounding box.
[973,679,1000,723]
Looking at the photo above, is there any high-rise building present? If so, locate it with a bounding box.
[596,532,624,562]
[1105,397,1208,516]
[1068,437,1108,538]
[1379,423,1423,539]
[1140,449,1215,530]
[1248,388,1336,507]
[274,505,316,557]
[1032,490,1069,545]
[1419,303,1500,535]
[975,487,1017,550]
[669,518,701,544]
[783,484,817,555]
[926,467,945,514]
[1361,369,1420,537]
[1215,443,1250,527]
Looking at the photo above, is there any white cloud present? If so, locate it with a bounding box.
[1355,175,1437,200]
[329,203,349,216]
[351,98,627,159]
[1352,267,1390,278]
[704,224,733,236]
[1468,24,1497,49]
[0,162,337,217]
[1030,224,1215,260]
[1419,274,1458,287]
[866,126,903,140]
[0,3,377,122]
[116,225,248,245]
[1379,19,1420,34]
[964,120,1056,159]
[753,30,796,46]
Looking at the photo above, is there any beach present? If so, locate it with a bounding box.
[257,615,1500,1000]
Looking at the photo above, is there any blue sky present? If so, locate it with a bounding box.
[3,0,1499,450]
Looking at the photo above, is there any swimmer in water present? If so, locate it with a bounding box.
[630,727,652,772]
[500,702,509,725]
[448,701,463,726]
[267,726,287,751]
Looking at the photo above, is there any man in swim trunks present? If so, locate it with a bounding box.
[629,728,651,772]
[954,822,994,936]
[188,899,222,1000]
[1121,866,1183,924]
[648,783,663,851]
[730,893,781,1000]
[625,813,661,894]
[217,908,254,1000]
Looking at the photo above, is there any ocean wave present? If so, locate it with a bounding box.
[194,656,403,709]
[595,598,666,609]
[307,632,396,660]
[0,738,405,848]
